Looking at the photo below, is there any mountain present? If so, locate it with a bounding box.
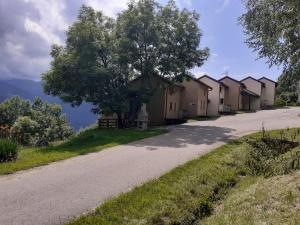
[0,79,98,130]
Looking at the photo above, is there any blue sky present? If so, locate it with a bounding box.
[0,0,281,81]
[176,0,282,81]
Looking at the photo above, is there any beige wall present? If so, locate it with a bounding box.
[199,77,220,116]
[179,78,208,117]
[241,78,262,110]
[220,77,242,111]
[165,86,183,119]
[260,78,276,106]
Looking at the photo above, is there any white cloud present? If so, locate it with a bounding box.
[85,0,128,17]
[24,18,62,45]
[215,0,229,13]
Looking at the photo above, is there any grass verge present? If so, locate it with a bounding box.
[201,171,300,225]
[66,139,247,225]
[66,128,300,225]
[0,127,167,175]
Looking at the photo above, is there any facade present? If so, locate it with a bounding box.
[129,76,184,125]
[179,76,211,117]
[198,75,229,116]
[219,76,244,111]
[259,77,277,107]
[240,76,263,111]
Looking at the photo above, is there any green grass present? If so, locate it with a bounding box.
[0,127,167,175]
[66,140,247,225]
[200,172,300,225]
[65,128,300,225]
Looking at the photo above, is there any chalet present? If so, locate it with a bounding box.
[178,75,212,118]
[259,77,277,108]
[240,76,264,111]
[198,75,230,115]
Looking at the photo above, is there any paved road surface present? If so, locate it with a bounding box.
[1,108,300,225]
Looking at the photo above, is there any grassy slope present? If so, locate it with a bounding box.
[0,128,167,175]
[201,172,300,225]
[67,140,247,225]
[66,129,300,225]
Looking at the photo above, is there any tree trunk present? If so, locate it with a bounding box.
[117,113,124,129]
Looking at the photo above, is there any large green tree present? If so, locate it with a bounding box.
[43,0,209,124]
[239,0,300,101]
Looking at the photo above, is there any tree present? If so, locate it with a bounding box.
[43,6,130,127]
[43,1,209,125]
[0,96,73,146]
[239,0,300,100]
[116,0,209,100]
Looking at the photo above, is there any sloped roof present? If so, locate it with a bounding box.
[240,76,265,87]
[241,88,260,97]
[259,76,278,87]
[198,75,229,88]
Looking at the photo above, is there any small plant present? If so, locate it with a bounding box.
[0,139,18,163]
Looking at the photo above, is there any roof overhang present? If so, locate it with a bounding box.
[241,89,260,98]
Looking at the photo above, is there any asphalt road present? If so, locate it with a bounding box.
[1,107,300,225]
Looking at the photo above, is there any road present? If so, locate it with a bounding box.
[1,107,300,225]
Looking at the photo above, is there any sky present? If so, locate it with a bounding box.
[0,0,282,82]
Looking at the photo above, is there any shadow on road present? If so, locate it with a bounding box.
[129,124,236,149]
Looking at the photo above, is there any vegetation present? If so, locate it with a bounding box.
[200,172,300,225]
[65,128,300,225]
[0,139,18,162]
[42,0,209,126]
[0,96,73,146]
[239,0,300,103]
[0,127,167,175]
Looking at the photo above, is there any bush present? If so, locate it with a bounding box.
[245,136,299,177]
[11,116,38,145]
[0,96,74,146]
[274,98,287,107]
[0,139,18,162]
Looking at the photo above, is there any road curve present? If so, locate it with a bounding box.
[1,107,300,225]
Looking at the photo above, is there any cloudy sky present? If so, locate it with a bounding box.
[0,0,281,81]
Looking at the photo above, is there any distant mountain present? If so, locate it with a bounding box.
[0,79,97,130]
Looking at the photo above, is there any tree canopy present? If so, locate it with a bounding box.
[42,0,208,120]
[239,0,300,101]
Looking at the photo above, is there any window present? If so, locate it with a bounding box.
[174,102,177,111]
[220,98,224,104]
[169,102,173,111]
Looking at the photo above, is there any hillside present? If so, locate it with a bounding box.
[0,79,97,130]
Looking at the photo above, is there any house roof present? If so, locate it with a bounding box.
[184,74,213,90]
[240,76,265,87]
[130,75,185,89]
[219,76,246,88]
[241,88,260,98]
[259,77,278,87]
[219,75,242,84]
[198,75,229,88]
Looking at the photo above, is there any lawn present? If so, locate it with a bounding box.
[65,128,300,225]
[0,127,167,175]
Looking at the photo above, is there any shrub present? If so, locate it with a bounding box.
[0,97,74,146]
[245,136,299,177]
[274,98,287,107]
[0,139,18,162]
[11,116,38,145]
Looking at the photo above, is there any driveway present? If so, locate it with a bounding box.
[1,107,300,225]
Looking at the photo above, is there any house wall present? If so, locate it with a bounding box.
[129,76,167,125]
[241,78,262,110]
[220,78,242,111]
[260,78,276,106]
[180,78,208,117]
[199,77,220,116]
[165,86,182,119]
